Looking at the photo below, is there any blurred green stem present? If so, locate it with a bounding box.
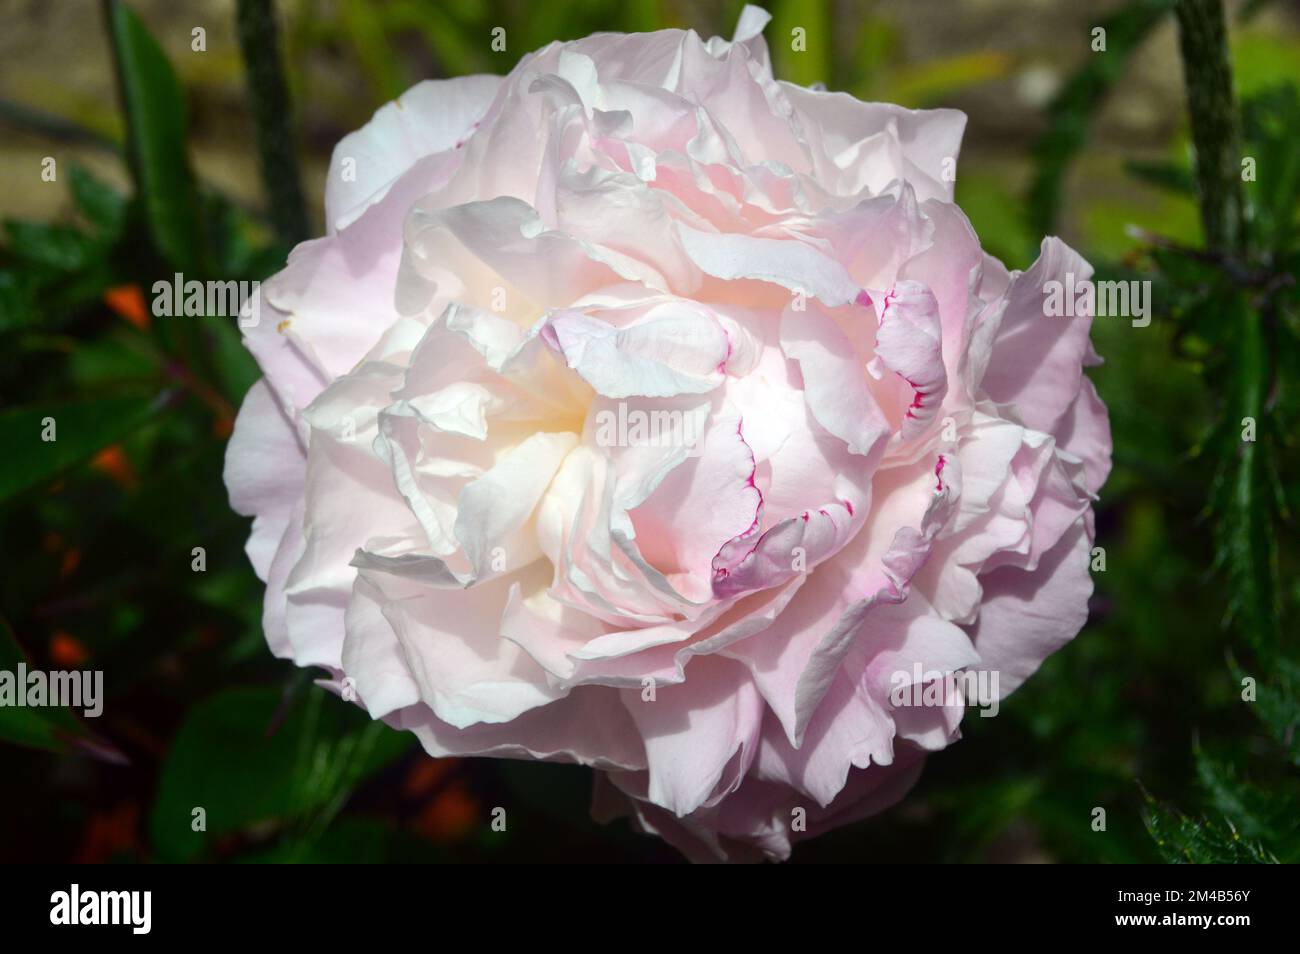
[235,0,309,247]
[1175,0,1278,648]
[0,99,119,151]
[1174,0,1245,254]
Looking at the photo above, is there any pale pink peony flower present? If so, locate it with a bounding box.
[224,6,1111,861]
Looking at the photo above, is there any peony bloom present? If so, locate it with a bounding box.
[224,5,1111,861]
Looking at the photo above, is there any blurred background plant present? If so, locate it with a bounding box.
[0,0,1296,863]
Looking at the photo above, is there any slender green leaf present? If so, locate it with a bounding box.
[104,0,206,273]
[1124,159,1196,196]
[1240,658,1300,766]
[2,221,101,272]
[150,685,412,861]
[69,163,127,239]
[1144,802,1277,863]
[0,617,83,753]
[1210,295,1278,650]
[0,393,160,502]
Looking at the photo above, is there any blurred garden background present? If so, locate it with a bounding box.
[0,0,1297,863]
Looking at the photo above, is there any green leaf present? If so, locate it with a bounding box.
[1124,159,1196,196]
[104,0,206,273]
[876,51,1010,109]
[0,393,160,502]
[1195,746,1273,843]
[238,817,389,864]
[1241,657,1300,766]
[66,334,159,391]
[68,163,127,239]
[206,316,259,403]
[236,816,448,864]
[201,191,289,282]
[0,617,83,753]
[1143,787,1277,863]
[1208,295,1279,651]
[339,0,408,101]
[0,268,36,331]
[1240,84,1300,254]
[2,221,101,272]
[150,684,413,862]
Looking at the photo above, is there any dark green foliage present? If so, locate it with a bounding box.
[1113,1,1300,861]
[151,684,412,862]
[1144,796,1277,863]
